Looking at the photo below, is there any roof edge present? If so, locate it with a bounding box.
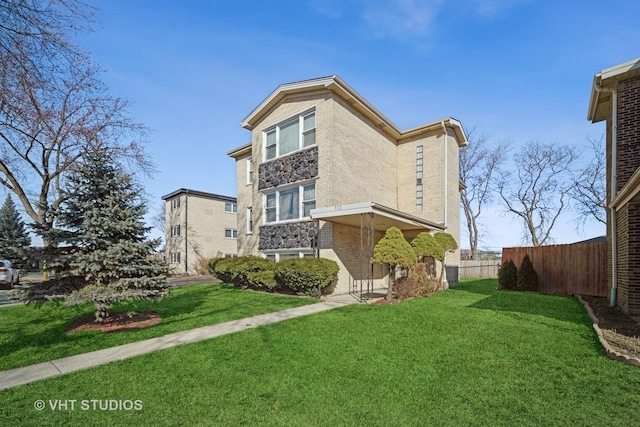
[161,188,237,202]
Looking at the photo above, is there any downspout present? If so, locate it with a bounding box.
[596,83,618,307]
[441,121,448,227]
[184,191,189,274]
[441,121,449,288]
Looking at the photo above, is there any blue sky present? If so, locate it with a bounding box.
[75,0,639,250]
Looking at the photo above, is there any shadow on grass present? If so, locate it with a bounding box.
[459,278,592,326]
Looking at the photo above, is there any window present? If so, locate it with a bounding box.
[225,202,237,213]
[247,207,253,234]
[224,254,237,258]
[262,251,314,261]
[264,110,316,161]
[225,228,238,239]
[171,198,180,210]
[263,183,315,224]
[171,225,181,237]
[170,252,181,263]
[246,157,253,185]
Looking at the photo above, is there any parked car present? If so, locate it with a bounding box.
[0,260,19,288]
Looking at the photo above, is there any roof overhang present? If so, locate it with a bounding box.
[610,166,640,211]
[588,57,640,123]
[227,142,251,159]
[161,188,237,202]
[310,202,445,232]
[240,75,468,146]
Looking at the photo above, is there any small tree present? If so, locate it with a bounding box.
[19,151,168,322]
[371,227,416,301]
[498,260,518,289]
[434,232,458,287]
[517,254,539,291]
[0,195,31,270]
[410,232,443,282]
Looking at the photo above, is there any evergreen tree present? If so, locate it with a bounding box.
[371,227,416,301]
[517,254,539,291]
[410,232,443,282]
[0,195,31,269]
[498,259,518,290]
[434,232,458,286]
[21,150,168,322]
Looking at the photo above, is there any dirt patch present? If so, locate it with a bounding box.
[66,311,161,333]
[581,296,640,361]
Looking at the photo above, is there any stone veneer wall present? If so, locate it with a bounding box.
[258,147,318,190]
[259,221,318,250]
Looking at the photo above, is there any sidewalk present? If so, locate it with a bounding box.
[0,293,359,391]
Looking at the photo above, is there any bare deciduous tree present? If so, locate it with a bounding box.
[0,1,153,242]
[459,130,508,259]
[497,142,579,246]
[571,135,606,228]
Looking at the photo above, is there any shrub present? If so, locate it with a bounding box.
[394,263,439,299]
[207,257,223,276]
[498,259,518,290]
[275,257,339,297]
[517,254,539,291]
[246,270,277,290]
[212,256,276,289]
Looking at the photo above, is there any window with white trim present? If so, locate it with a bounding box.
[225,228,238,239]
[246,157,253,185]
[170,252,181,263]
[247,207,253,234]
[262,250,314,262]
[225,202,237,213]
[171,225,181,237]
[171,198,180,210]
[264,110,316,161]
[263,183,316,224]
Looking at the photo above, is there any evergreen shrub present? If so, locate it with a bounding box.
[517,254,539,291]
[498,259,518,290]
[275,258,339,296]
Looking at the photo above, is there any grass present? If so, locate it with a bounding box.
[0,283,316,371]
[2,278,640,426]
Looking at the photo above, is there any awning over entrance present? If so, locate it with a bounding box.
[310,202,445,232]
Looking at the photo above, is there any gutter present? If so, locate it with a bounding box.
[441,121,449,289]
[595,82,618,307]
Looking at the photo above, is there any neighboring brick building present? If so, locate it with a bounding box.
[228,76,467,297]
[588,58,640,317]
[162,189,238,274]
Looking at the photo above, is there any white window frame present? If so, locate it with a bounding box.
[263,109,316,161]
[246,207,253,235]
[261,250,314,262]
[262,182,316,225]
[171,224,181,237]
[170,252,181,264]
[225,202,238,213]
[225,228,238,239]
[171,198,180,210]
[246,157,253,185]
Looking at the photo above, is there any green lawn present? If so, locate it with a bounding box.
[0,283,316,371]
[2,278,640,426]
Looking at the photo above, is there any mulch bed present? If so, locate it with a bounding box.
[581,296,640,361]
[66,311,161,333]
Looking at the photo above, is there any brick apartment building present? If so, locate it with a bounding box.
[228,76,467,296]
[588,57,640,317]
[162,189,238,274]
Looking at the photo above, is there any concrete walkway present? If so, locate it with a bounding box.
[0,294,359,391]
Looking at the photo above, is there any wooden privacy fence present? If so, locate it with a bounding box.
[459,260,500,278]
[501,241,606,296]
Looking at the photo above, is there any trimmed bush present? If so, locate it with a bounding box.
[207,257,223,276]
[275,258,339,297]
[212,256,276,290]
[517,254,539,291]
[498,259,518,290]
